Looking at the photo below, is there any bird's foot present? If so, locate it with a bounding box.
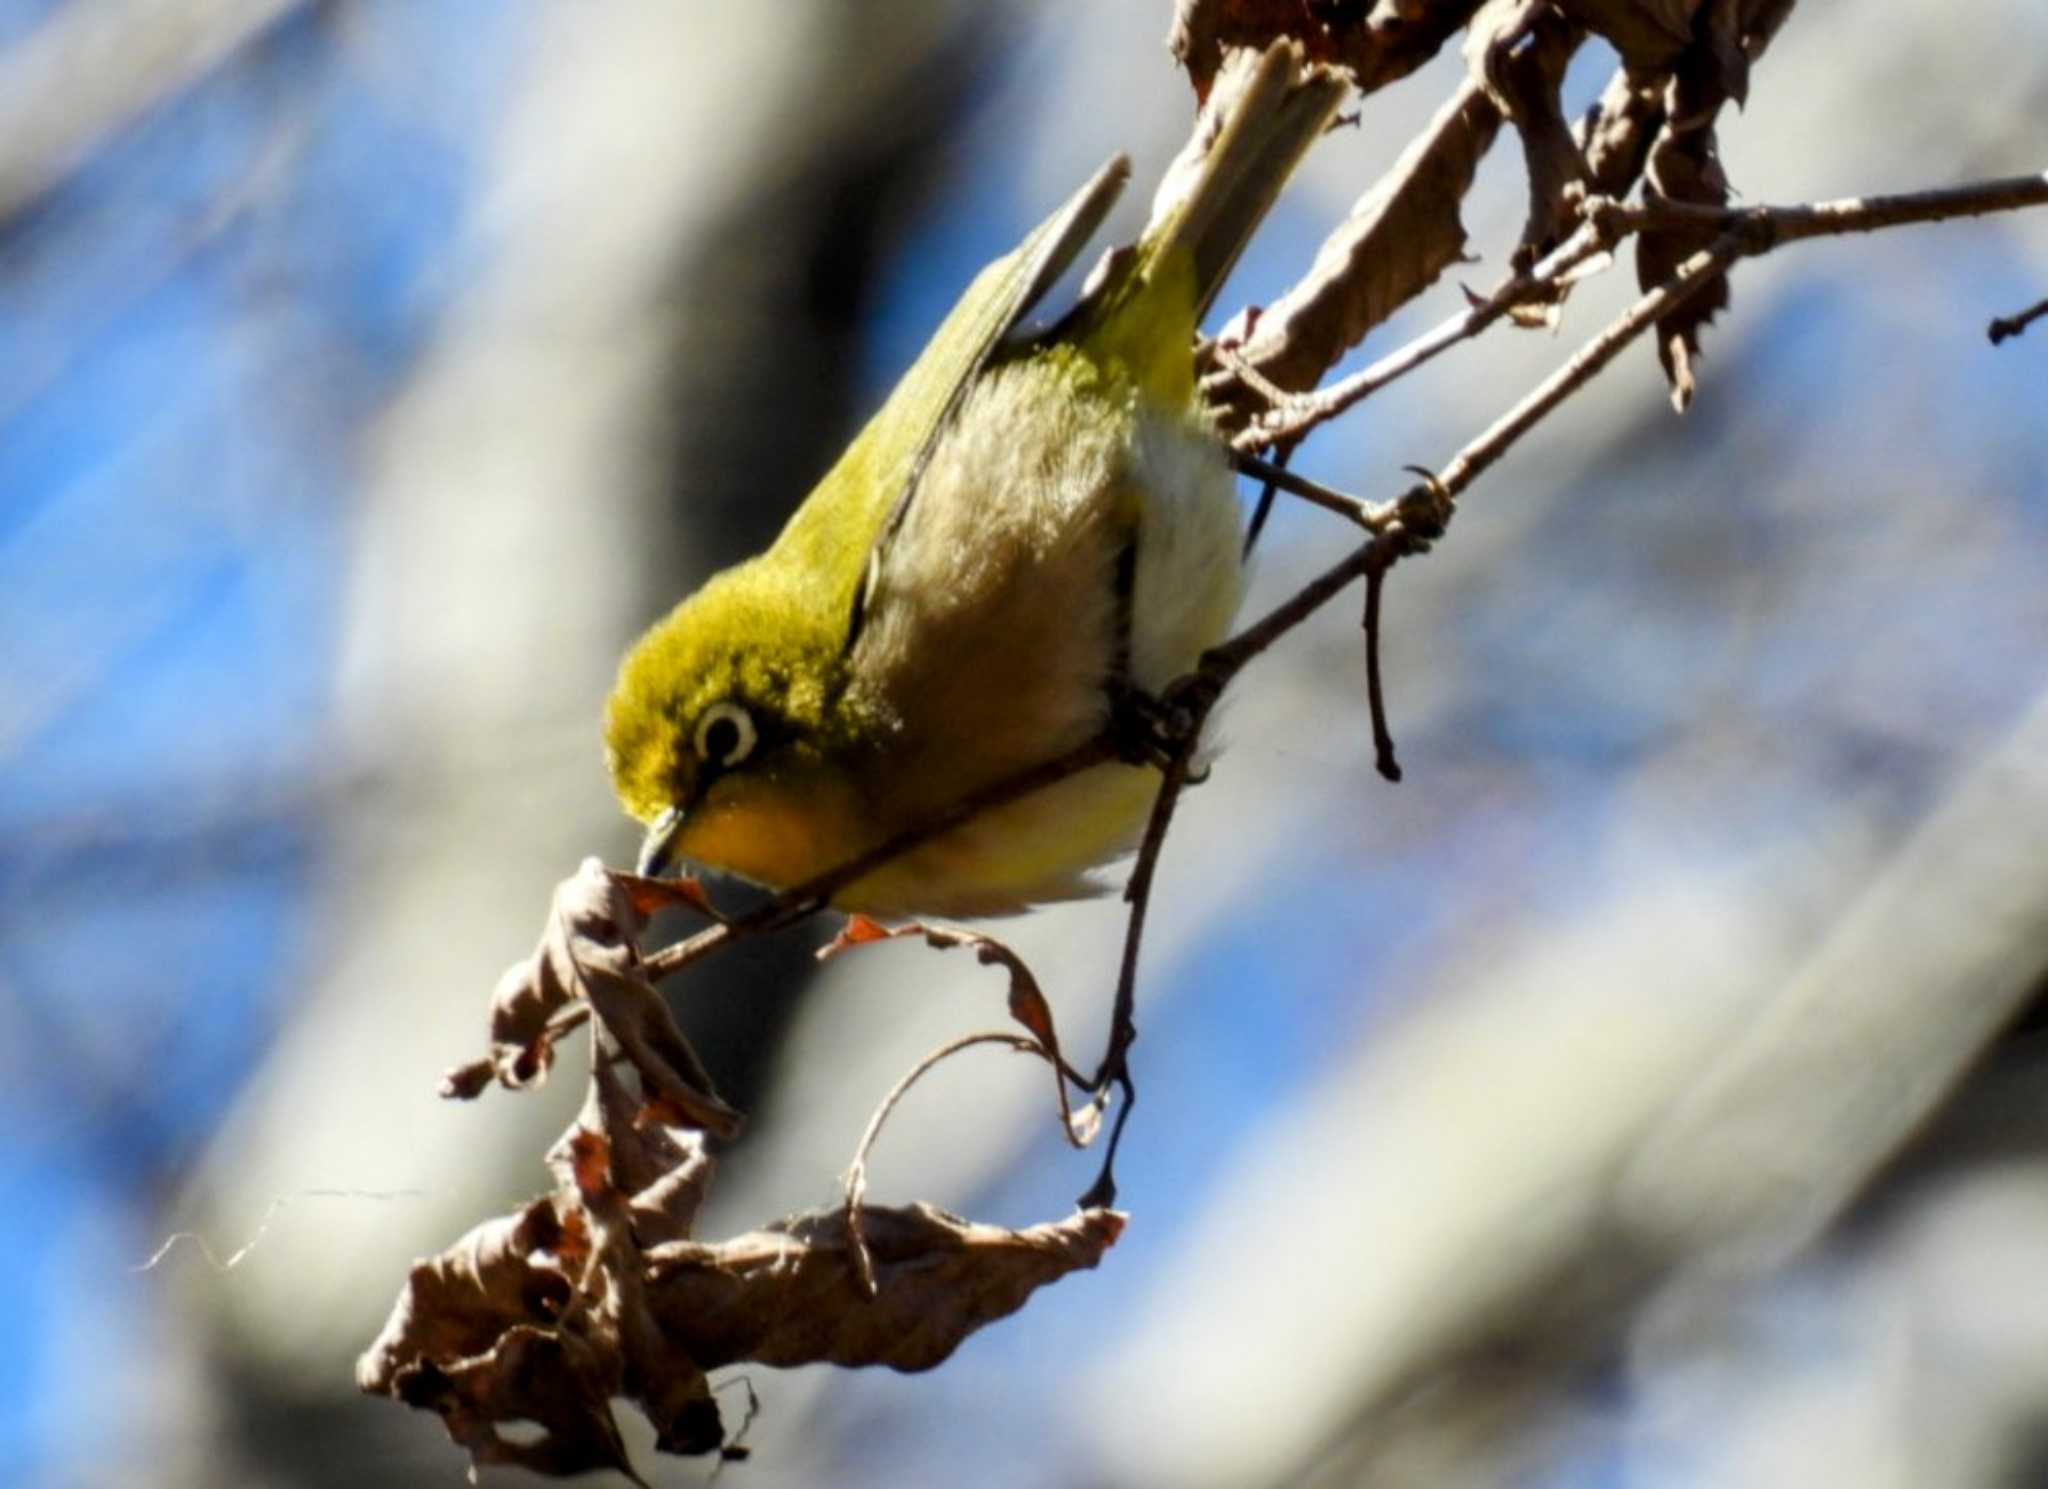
[1106,667,1224,779]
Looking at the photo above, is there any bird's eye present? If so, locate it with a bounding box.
[692,701,757,769]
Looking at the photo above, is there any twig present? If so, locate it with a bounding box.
[1616,172,2048,245]
[1240,443,1291,558]
[844,1031,1049,1295]
[1437,232,1745,499]
[1228,176,2048,779]
[641,734,1120,980]
[1074,503,1453,1206]
[1242,212,1620,448]
[1989,294,2048,345]
[1363,542,1402,783]
[1247,170,2048,449]
[1233,449,1382,532]
[817,917,1099,1126]
[1077,747,1193,1209]
[1208,71,1505,420]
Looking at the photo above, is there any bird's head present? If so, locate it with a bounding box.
[604,559,884,889]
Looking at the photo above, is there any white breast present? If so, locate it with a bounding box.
[841,357,1244,914]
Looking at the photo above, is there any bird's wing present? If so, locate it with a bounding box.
[769,156,1130,651]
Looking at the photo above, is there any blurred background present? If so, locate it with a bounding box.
[5,1,2047,1485]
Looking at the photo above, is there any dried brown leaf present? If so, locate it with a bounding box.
[1639,121,1729,410]
[1209,75,1503,427]
[356,1198,656,1481]
[1552,0,1694,69]
[612,867,720,922]
[482,858,743,1138]
[584,1061,716,1246]
[1637,30,1741,410]
[1567,0,1796,405]
[1577,63,1665,198]
[357,1201,575,1379]
[570,1125,731,1458]
[819,918,1069,1068]
[363,1190,1120,1473]
[1170,0,1483,101]
[644,1205,1124,1373]
[482,858,640,1091]
[1465,2,1587,269]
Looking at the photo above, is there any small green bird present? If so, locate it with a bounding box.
[606,45,1342,917]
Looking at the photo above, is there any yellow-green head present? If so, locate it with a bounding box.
[604,555,892,887]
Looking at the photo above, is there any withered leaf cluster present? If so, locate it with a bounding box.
[358,861,1121,1477]
[1185,0,1800,427]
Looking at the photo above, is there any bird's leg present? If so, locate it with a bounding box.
[1082,547,1238,1207]
[1107,668,1223,785]
[1077,721,1199,1210]
[1105,540,1169,768]
[1103,541,1222,779]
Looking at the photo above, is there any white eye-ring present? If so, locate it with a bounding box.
[693,701,757,769]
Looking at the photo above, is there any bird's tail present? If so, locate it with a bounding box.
[1141,41,1348,322]
[1066,41,1343,402]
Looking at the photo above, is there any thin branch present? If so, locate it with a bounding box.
[1077,748,1193,1209]
[1240,443,1291,558]
[1435,232,1743,500]
[1208,73,1505,424]
[1427,172,2048,497]
[1363,546,1401,783]
[641,734,1120,980]
[1241,212,1619,448]
[1247,170,2048,449]
[1989,293,2048,345]
[1233,450,1384,532]
[1616,171,2048,245]
[844,1031,1049,1295]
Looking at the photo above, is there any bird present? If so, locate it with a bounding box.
[605,43,1343,918]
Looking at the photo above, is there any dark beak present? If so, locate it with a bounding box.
[636,806,687,879]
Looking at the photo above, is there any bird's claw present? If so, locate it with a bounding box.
[1107,667,1224,776]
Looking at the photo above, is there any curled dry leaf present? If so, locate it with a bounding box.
[1552,0,1694,71]
[1614,0,1794,406]
[1464,1,1586,270]
[1639,99,1730,409]
[369,864,1126,1475]
[581,1060,716,1247]
[820,915,1069,1072]
[643,1204,1125,1373]
[483,858,636,1090]
[362,1112,1120,1475]
[1577,63,1665,198]
[356,1197,650,1482]
[467,857,742,1138]
[1170,0,1483,102]
[1209,77,1503,427]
